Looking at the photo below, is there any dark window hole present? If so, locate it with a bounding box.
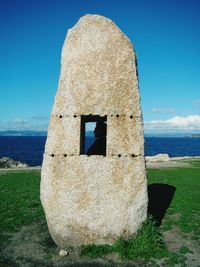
[80,115,107,156]
[116,114,119,118]
[59,115,62,118]
[118,154,121,157]
[130,115,133,119]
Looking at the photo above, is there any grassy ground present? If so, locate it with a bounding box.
[0,160,199,266]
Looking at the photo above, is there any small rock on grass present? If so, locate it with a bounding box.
[59,249,70,257]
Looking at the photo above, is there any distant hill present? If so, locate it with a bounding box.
[192,134,200,138]
[0,130,94,137]
[144,132,199,138]
[0,131,47,136]
[0,130,199,138]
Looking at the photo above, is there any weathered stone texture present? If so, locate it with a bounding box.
[41,14,148,248]
[45,116,80,155]
[107,116,144,156]
[52,14,141,117]
[41,155,147,246]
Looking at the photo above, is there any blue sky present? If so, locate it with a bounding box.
[0,0,200,133]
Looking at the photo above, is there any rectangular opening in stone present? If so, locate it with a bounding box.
[80,115,107,156]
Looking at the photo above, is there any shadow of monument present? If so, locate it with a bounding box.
[148,183,176,226]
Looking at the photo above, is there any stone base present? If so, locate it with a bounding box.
[41,154,147,247]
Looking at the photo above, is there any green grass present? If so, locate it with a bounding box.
[179,246,192,254]
[0,171,45,247]
[80,218,189,266]
[148,161,200,238]
[81,217,167,261]
[0,160,199,266]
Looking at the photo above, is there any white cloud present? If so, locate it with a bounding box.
[145,115,200,132]
[0,116,49,131]
[86,122,96,132]
[151,108,161,113]
[194,99,200,105]
[165,108,176,113]
[12,118,28,124]
[29,115,49,121]
[7,118,30,130]
[1,114,200,133]
[151,108,176,113]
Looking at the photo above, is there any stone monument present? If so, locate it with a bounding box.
[41,14,148,248]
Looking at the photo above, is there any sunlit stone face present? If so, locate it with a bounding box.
[41,14,148,247]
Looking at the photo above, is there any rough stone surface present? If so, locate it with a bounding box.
[41,14,148,247]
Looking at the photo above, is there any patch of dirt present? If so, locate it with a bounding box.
[162,225,200,267]
[168,213,181,222]
[1,223,142,267]
[2,222,200,267]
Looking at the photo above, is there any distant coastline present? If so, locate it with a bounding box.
[0,130,200,138]
[192,134,200,138]
[0,130,47,136]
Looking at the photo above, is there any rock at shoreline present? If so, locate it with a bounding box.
[0,157,28,168]
[145,154,170,162]
[145,154,200,162]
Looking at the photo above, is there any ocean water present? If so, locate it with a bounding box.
[0,136,200,166]
[0,136,46,166]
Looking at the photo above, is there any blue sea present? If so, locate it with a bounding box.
[0,136,200,166]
